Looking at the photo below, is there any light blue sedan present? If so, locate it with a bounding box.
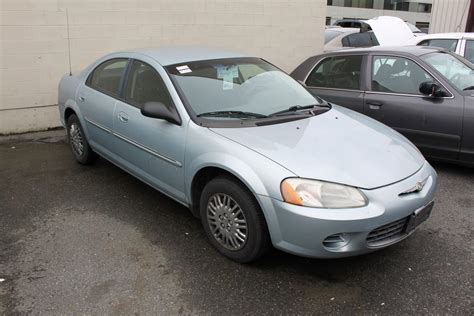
[58,47,437,262]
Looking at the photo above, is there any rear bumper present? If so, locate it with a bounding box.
[258,161,437,258]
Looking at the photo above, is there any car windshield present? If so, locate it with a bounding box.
[421,52,474,91]
[166,57,319,119]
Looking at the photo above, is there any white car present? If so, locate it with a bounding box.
[325,16,414,51]
[411,33,474,63]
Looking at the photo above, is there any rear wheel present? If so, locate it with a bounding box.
[66,114,96,164]
[200,176,271,263]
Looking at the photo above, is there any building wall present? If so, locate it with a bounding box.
[326,0,432,25]
[429,0,471,33]
[326,6,431,25]
[0,0,326,134]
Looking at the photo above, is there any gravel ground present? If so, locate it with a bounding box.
[0,130,473,315]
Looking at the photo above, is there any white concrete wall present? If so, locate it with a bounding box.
[429,0,470,33]
[0,0,326,134]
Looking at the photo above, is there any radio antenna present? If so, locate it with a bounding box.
[66,8,72,76]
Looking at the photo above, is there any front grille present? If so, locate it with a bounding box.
[366,216,409,247]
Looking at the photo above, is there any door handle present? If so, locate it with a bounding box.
[78,95,86,102]
[367,102,383,110]
[118,112,129,123]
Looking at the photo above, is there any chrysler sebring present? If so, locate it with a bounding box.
[58,47,437,262]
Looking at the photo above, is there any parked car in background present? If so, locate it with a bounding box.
[334,18,425,36]
[324,27,379,51]
[58,47,437,262]
[410,33,474,63]
[291,46,474,165]
[325,16,414,51]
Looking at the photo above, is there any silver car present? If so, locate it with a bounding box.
[58,47,437,262]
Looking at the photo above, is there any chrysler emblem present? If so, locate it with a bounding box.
[400,178,428,195]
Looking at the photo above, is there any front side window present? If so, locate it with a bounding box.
[306,55,363,90]
[418,39,458,52]
[166,57,319,119]
[125,60,173,109]
[372,56,433,95]
[464,40,474,63]
[421,52,474,91]
[87,59,127,97]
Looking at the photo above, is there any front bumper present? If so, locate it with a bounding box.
[258,161,437,258]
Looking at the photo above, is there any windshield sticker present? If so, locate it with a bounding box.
[176,65,192,74]
[216,65,238,90]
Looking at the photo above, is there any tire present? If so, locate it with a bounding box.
[66,114,96,164]
[200,176,271,263]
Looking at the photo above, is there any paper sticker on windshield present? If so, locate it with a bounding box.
[216,65,238,90]
[176,65,191,74]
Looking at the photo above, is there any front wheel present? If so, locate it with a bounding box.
[66,114,96,164]
[200,176,271,263]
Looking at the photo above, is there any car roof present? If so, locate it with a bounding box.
[325,27,360,34]
[118,46,249,66]
[415,32,474,40]
[320,45,444,57]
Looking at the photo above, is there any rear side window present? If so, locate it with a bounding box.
[418,39,458,52]
[371,56,433,95]
[124,60,173,109]
[87,59,128,97]
[341,32,379,47]
[306,55,363,90]
[464,40,474,63]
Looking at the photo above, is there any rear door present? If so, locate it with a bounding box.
[364,54,463,160]
[78,58,128,155]
[304,54,366,113]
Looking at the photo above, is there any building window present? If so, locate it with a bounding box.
[326,17,332,25]
[327,0,333,5]
[383,1,432,13]
[344,0,374,8]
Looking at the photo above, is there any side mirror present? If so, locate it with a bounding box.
[141,101,181,125]
[419,81,449,98]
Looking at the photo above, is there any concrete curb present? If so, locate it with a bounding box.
[0,128,66,145]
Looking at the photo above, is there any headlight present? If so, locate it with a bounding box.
[281,178,368,208]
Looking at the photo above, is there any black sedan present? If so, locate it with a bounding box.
[291,46,474,165]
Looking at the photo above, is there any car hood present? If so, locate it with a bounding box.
[364,16,415,46]
[210,106,425,190]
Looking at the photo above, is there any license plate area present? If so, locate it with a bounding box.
[405,201,434,233]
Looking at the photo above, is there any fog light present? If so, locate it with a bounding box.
[323,233,350,249]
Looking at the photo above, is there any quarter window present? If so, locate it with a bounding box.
[124,60,173,109]
[464,40,474,63]
[306,55,363,90]
[372,56,433,95]
[87,59,127,97]
[418,39,458,52]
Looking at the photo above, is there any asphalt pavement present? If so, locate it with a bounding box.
[0,130,473,314]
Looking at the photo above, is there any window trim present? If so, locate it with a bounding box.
[368,53,454,99]
[304,54,366,91]
[85,58,130,100]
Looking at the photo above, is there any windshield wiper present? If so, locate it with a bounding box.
[463,86,474,91]
[269,104,327,116]
[197,110,268,119]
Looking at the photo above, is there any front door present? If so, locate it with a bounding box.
[364,54,463,160]
[113,59,187,201]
